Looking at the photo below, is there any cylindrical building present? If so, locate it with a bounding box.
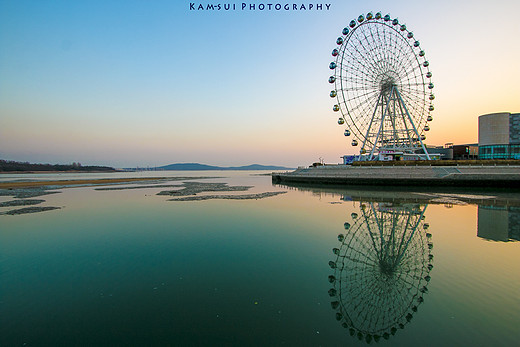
[478,112,520,159]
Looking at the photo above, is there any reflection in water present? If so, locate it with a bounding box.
[328,202,433,343]
[478,206,520,242]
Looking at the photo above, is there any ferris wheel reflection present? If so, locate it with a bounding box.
[328,202,433,343]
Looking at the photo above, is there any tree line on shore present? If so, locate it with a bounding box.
[0,160,116,172]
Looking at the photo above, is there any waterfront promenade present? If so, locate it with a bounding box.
[272,164,520,187]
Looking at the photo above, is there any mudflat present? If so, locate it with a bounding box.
[0,177,172,189]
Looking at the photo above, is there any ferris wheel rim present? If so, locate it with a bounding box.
[335,21,430,141]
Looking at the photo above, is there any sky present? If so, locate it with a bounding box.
[1,0,519,168]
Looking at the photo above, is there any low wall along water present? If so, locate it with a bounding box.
[272,164,520,187]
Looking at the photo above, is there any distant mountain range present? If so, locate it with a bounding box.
[153,163,293,171]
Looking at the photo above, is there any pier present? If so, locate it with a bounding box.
[272,164,520,188]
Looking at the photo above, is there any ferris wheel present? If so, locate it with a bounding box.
[328,202,433,342]
[329,12,435,160]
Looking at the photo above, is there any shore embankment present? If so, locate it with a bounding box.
[272,164,520,188]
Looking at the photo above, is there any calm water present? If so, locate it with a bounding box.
[1,171,519,346]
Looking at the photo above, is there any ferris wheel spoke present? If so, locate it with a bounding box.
[387,40,417,81]
[340,46,373,76]
[401,100,426,119]
[353,27,387,76]
[400,96,428,122]
[369,24,394,76]
[343,94,380,127]
[399,82,427,89]
[340,54,379,84]
[400,90,427,103]
[342,85,380,101]
[341,255,379,269]
[338,72,376,86]
[342,39,385,80]
[344,106,375,135]
[395,39,414,70]
[400,91,427,107]
[372,23,392,73]
[391,30,411,73]
[342,92,380,113]
[401,63,425,81]
[345,98,376,124]
[388,51,415,78]
[340,63,377,82]
[340,86,377,92]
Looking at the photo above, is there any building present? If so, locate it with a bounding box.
[478,112,520,159]
[452,144,479,160]
[422,145,453,160]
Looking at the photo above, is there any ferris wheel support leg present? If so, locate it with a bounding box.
[398,91,419,152]
[362,93,383,159]
[396,94,415,150]
[394,88,431,160]
[389,95,400,147]
[368,88,394,160]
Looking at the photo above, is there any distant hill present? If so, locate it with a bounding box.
[0,160,116,172]
[156,163,293,171]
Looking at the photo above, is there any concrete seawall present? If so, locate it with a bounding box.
[272,165,520,188]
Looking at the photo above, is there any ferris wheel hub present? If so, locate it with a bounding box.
[380,80,396,94]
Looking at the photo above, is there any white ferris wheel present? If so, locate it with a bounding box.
[329,12,435,160]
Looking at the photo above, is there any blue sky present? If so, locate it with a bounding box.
[1,0,519,167]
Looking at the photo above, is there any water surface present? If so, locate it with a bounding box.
[1,171,519,346]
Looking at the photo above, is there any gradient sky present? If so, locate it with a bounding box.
[1,0,519,167]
